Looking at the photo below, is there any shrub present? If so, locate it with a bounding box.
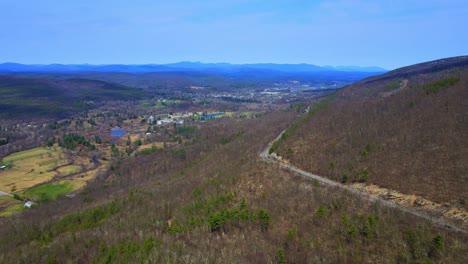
[429,234,444,258]
[362,214,377,238]
[347,224,357,241]
[354,167,369,182]
[316,205,326,218]
[276,247,286,264]
[287,224,298,240]
[341,174,349,183]
[257,209,270,232]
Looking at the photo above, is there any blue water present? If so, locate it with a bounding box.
[201,113,224,119]
[110,128,126,138]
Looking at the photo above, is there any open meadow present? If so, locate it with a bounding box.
[0,146,105,216]
[0,147,66,192]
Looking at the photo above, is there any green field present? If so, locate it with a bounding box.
[0,203,25,217]
[23,182,74,202]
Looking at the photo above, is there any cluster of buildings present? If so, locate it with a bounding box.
[147,111,226,127]
[148,112,192,126]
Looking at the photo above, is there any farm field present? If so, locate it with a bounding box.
[0,146,105,216]
[0,147,67,193]
[23,181,74,202]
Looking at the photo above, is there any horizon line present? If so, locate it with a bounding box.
[0,61,389,70]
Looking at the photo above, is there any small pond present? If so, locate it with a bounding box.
[201,112,224,119]
[110,127,126,138]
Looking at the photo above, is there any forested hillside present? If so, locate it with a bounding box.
[275,56,468,210]
[0,76,145,118]
[0,109,466,263]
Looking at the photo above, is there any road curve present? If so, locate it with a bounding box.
[260,130,467,234]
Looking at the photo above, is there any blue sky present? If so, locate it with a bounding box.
[0,0,467,69]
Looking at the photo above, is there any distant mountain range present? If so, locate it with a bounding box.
[0,62,387,74]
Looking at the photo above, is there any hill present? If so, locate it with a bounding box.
[0,76,146,118]
[0,58,466,263]
[274,56,468,210]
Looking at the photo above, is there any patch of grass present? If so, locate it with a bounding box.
[23,182,74,203]
[0,203,25,217]
[137,146,163,156]
[140,102,154,108]
[3,148,53,163]
[156,102,166,109]
[38,159,60,166]
[0,195,23,217]
[57,165,82,175]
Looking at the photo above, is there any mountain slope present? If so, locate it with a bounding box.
[275,56,468,209]
[0,111,466,263]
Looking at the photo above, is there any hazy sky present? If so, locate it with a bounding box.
[1,0,467,69]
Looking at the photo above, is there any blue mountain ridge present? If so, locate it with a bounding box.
[0,62,387,73]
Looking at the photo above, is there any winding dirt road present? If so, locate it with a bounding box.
[260,130,467,234]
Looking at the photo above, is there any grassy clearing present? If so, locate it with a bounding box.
[69,166,106,190]
[0,147,67,192]
[0,196,24,217]
[138,142,166,151]
[0,145,105,216]
[3,147,55,163]
[0,195,20,208]
[0,203,25,217]
[38,159,61,167]
[140,102,154,108]
[238,112,258,118]
[23,181,74,202]
[156,102,166,109]
[57,165,82,175]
